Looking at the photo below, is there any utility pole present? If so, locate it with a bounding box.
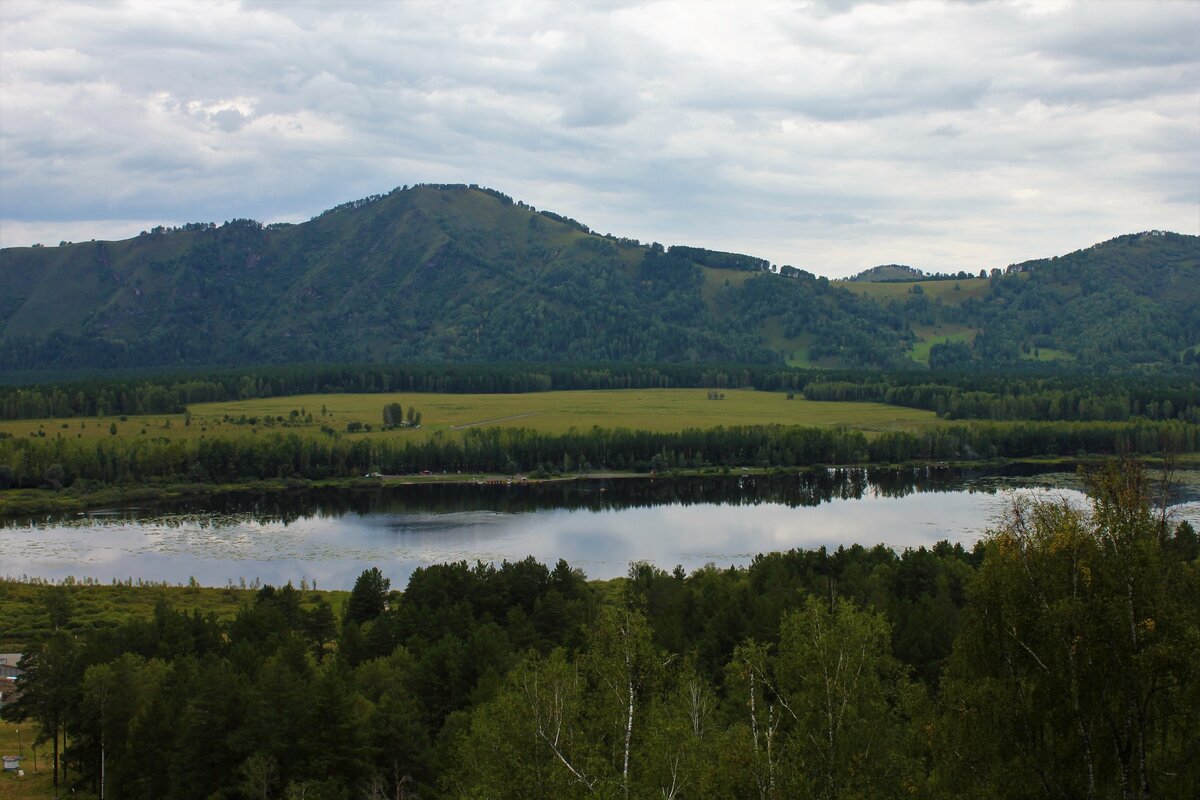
[100,683,108,800]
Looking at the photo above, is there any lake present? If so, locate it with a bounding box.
[3,464,1198,589]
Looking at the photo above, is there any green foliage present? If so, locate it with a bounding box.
[2,412,1195,507]
[1,631,80,792]
[345,568,390,625]
[803,372,1200,423]
[0,186,776,369]
[935,461,1200,799]
[723,597,924,799]
[934,232,1200,368]
[667,244,771,271]
[0,362,806,420]
[4,184,1191,373]
[382,401,403,428]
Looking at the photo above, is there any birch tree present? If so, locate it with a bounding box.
[936,461,1200,799]
[774,596,920,800]
[583,605,664,799]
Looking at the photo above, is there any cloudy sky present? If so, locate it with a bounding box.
[1,0,1197,277]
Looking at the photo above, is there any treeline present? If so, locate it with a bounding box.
[0,363,805,421]
[802,372,1200,422]
[4,463,1198,798]
[2,419,1196,491]
[2,363,1197,425]
[312,181,521,223]
[667,245,772,272]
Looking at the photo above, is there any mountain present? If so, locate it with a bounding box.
[848,264,928,282]
[0,185,907,369]
[926,231,1200,368]
[1,185,1197,372]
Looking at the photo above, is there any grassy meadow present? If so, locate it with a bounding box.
[0,388,944,445]
[0,722,62,800]
[835,274,1013,304]
[909,323,976,364]
[699,266,756,309]
[0,579,348,650]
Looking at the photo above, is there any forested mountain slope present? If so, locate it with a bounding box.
[0,185,905,369]
[937,232,1200,368]
[1,185,1196,372]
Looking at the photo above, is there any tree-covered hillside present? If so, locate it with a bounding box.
[839,231,1200,369]
[933,232,1200,368]
[1,185,1196,372]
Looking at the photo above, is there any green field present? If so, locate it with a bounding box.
[0,389,944,445]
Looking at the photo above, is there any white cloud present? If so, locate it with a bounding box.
[0,0,1197,276]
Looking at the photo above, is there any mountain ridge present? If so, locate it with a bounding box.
[2,185,1197,372]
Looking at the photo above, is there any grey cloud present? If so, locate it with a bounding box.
[930,124,962,138]
[788,212,870,226]
[0,0,1196,276]
[209,108,249,132]
[1163,190,1200,205]
[1031,4,1200,68]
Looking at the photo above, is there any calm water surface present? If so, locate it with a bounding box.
[3,465,1198,589]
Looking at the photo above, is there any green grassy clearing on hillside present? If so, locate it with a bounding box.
[760,317,816,367]
[909,324,976,364]
[784,349,816,368]
[699,266,755,312]
[0,389,944,445]
[1021,347,1074,362]
[837,275,1002,305]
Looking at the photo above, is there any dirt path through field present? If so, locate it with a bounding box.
[449,411,543,430]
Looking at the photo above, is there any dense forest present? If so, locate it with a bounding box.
[0,186,850,369]
[2,185,1196,371]
[1,417,1196,495]
[4,462,1198,799]
[927,232,1200,368]
[3,363,1198,423]
[800,372,1200,422]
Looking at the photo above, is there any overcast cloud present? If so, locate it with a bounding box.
[1,0,1197,276]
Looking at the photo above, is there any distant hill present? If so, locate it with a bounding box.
[0,185,907,369]
[1,185,1196,372]
[931,231,1200,368]
[848,264,927,282]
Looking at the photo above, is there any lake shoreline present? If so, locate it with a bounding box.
[3,453,1196,518]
